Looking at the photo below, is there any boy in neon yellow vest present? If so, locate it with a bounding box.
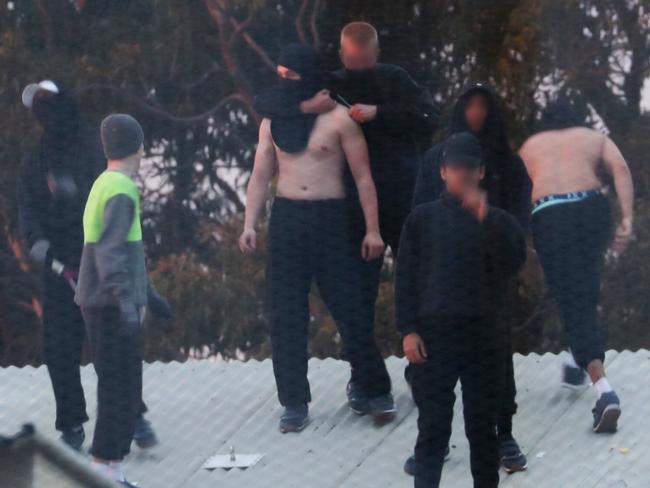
[75,114,170,487]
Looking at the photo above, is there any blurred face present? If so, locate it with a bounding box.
[339,38,379,70]
[440,164,485,196]
[277,65,301,80]
[464,94,488,133]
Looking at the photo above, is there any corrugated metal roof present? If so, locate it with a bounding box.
[1,351,648,488]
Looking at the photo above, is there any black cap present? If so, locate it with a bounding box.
[100,114,144,160]
[441,132,483,168]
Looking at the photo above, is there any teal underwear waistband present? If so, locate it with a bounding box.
[532,188,605,215]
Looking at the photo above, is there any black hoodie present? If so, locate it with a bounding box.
[16,91,106,270]
[412,83,531,229]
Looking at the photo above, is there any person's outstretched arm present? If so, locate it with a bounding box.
[601,135,634,255]
[239,119,278,253]
[340,114,385,261]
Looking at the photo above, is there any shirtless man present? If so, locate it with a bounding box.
[239,44,391,433]
[519,98,634,433]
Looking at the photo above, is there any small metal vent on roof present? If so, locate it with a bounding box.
[203,445,264,470]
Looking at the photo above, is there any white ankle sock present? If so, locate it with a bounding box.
[91,460,125,482]
[91,460,115,480]
[109,461,126,482]
[564,351,580,369]
[594,377,613,398]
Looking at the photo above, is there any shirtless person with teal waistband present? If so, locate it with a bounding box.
[519,98,634,433]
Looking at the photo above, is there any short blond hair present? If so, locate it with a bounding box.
[340,22,379,46]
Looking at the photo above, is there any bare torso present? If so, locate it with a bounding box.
[520,127,605,202]
[274,106,349,200]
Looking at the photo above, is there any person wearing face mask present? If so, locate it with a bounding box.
[16,81,162,453]
[241,44,394,433]
[255,22,439,417]
[408,83,531,475]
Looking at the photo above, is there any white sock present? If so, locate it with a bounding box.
[594,377,613,398]
[91,460,125,482]
[91,460,115,480]
[109,461,126,482]
[564,351,580,369]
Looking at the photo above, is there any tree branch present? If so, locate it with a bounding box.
[296,0,310,44]
[75,84,251,124]
[211,174,245,213]
[227,8,254,52]
[228,17,275,71]
[310,0,322,49]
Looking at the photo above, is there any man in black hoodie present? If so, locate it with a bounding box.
[408,83,531,474]
[16,81,158,451]
[255,23,439,414]
[396,132,527,488]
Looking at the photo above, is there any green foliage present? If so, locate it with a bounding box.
[1,0,650,364]
[144,219,269,361]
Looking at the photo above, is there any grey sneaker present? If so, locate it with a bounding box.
[279,404,309,433]
[498,438,528,473]
[562,364,587,390]
[368,394,396,424]
[592,391,621,433]
[346,381,370,415]
[403,447,451,476]
[60,425,85,452]
[133,416,158,449]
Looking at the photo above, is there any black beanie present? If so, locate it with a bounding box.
[100,114,144,160]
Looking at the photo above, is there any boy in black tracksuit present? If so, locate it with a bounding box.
[410,83,531,474]
[396,133,526,488]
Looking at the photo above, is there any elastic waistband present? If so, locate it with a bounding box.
[532,188,605,215]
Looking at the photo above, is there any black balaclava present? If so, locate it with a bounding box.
[32,91,80,140]
[269,44,325,153]
[32,90,83,202]
[32,90,81,170]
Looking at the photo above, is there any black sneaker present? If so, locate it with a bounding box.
[403,447,451,476]
[562,364,587,390]
[279,404,309,433]
[499,438,528,473]
[119,480,139,488]
[592,391,621,433]
[60,425,85,451]
[133,416,158,449]
[346,381,370,415]
[368,393,397,424]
